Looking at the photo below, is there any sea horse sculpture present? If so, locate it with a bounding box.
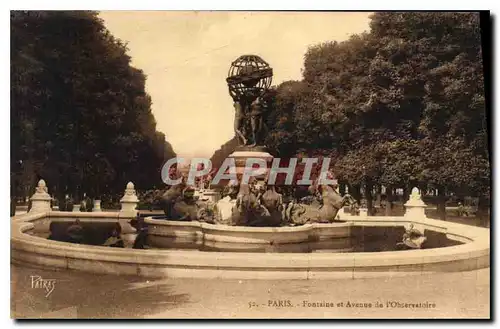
[303,176,356,223]
[161,175,187,217]
[171,186,200,221]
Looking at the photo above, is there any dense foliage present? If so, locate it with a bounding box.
[262,12,489,220]
[11,11,176,203]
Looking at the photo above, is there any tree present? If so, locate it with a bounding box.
[265,81,311,157]
[370,12,488,220]
[261,12,489,222]
[11,11,176,205]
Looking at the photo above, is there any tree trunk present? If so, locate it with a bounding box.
[339,183,346,196]
[375,185,382,212]
[402,186,409,204]
[11,198,16,217]
[437,186,446,221]
[365,181,374,216]
[351,185,361,203]
[10,173,17,216]
[477,195,490,227]
[385,185,393,216]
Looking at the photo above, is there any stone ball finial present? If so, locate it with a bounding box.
[30,179,51,212]
[410,187,421,200]
[35,179,49,194]
[120,181,139,215]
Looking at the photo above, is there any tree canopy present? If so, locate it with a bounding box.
[261,12,489,219]
[11,11,176,201]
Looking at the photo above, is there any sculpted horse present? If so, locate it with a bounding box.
[171,186,201,221]
[304,177,356,223]
[161,176,187,218]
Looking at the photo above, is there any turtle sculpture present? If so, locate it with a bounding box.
[397,224,427,249]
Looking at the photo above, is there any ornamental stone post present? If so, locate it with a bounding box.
[120,182,139,217]
[119,182,139,247]
[359,208,368,218]
[29,180,52,213]
[404,187,428,220]
[92,200,102,212]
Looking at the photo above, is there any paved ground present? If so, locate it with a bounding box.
[11,264,490,319]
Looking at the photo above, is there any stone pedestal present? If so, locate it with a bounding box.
[228,149,273,182]
[120,182,139,217]
[119,182,139,236]
[404,187,428,220]
[72,205,81,212]
[29,180,52,213]
[359,208,368,218]
[92,200,102,212]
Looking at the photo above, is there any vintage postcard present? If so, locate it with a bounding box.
[10,10,490,319]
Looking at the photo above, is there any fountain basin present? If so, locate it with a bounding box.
[144,217,468,253]
[11,211,489,280]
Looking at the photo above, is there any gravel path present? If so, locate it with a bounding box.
[11,263,489,319]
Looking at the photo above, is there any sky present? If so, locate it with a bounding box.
[99,11,372,159]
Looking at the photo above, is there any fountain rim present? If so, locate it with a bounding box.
[11,210,489,279]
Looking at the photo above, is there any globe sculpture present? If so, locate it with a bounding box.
[226,55,273,102]
[226,55,273,149]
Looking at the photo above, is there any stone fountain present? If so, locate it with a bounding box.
[160,54,356,227]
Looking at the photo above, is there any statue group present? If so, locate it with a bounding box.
[160,173,357,227]
[227,54,273,148]
[158,54,357,227]
[233,97,267,147]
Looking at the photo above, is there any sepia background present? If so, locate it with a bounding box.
[100,11,372,158]
[9,9,490,320]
